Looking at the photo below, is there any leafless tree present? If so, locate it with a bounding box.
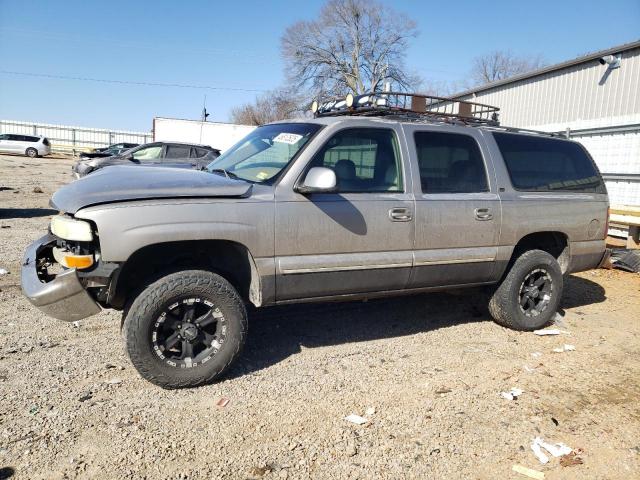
[470,50,545,85]
[281,0,419,96]
[230,89,306,126]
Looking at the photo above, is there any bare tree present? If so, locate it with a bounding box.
[470,50,545,85]
[281,0,419,96]
[230,89,306,126]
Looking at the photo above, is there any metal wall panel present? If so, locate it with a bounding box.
[459,48,640,130]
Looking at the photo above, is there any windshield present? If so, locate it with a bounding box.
[207,123,321,183]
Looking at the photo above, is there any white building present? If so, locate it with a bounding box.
[153,117,255,153]
[454,40,640,207]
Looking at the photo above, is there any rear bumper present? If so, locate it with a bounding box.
[21,234,101,322]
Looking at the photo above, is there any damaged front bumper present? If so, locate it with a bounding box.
[21,234,101,322]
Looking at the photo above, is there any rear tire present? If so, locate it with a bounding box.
[488,249,563,331]
[26,148,38,158]
[123,269,247,389]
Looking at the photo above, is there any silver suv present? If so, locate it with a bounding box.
[21,93,609,388]
[0,134,51,157]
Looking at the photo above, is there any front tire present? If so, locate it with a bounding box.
[26,148,38,158]
[489,249,563,331]
[123,270,247,389]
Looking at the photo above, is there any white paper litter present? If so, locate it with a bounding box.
[365,406,376,416]
[534,329,561,336]
[0,268,8,275]
[552,344,576,353]
[531,439,549,464]
[344,414,368,425]
[500,387,524,400]
[531,352,543,358]
[531,437,573,464]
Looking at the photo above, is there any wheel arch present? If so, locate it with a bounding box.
[110,239,262,309]
[510,231,570,273]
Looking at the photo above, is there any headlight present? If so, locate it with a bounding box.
[50,215,93,241]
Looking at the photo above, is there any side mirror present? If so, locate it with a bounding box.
[127,155,139,163]
[296,167,337,194]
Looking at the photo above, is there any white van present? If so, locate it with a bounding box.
[0,134,51,157]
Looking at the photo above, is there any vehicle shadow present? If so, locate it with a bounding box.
[0,208,57,220]
[226,274,606,380]
[561,274,607,309]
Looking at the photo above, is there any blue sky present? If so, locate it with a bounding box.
[0,0,638,132]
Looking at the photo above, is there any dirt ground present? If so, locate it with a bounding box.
[0,153,639,480]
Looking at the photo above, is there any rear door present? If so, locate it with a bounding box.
[404,125,502,288]
[163,144,195,169]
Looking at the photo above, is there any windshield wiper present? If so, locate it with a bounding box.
[209,168,239,180]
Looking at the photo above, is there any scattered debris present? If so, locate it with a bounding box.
[32,186,44,193]
[610,248,640,273]
[512,464,545,479]
[560,450,584,467]
[552,344,575,353]
[531,352,543,358]
[0,225,10,229]
[500,387,524,400]
[534,329,561,336]
[249,465,272,478]
[216,397,230,408]
[365,406,376,416]
[0,268,8,275]
[106,378,122,385]
[71,321,80,328]
[553,312,567,328]
[551,417,559,426]
[531,437,572,464]
[344,414,368,425]
[78,392,93,402]
[435,387,452,395]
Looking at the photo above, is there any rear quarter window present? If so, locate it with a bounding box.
[493,132,606,194]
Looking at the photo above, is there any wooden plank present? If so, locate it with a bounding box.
[610,204,640,216]
[610,213,640,227]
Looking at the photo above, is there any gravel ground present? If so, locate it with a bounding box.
[1,153,639,480]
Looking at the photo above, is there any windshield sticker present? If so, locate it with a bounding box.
[256,171,269,180]
[273,133,303,145]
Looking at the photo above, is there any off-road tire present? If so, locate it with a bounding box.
[123,270,247,389]
[488,249,563,331]
[26,148,38,158]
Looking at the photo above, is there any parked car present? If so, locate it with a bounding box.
[72,141,220,178]
[79,142,139,160]
[0,134,51,157]
[22,93,609,389]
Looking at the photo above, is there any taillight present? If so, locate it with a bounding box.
[604,207,610,240]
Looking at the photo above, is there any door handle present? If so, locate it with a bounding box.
[389,207,412,222]
[474,207,493,221]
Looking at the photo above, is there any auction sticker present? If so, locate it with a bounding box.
[273,133,303,144]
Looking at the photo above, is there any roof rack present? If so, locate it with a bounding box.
[311,92,500,126]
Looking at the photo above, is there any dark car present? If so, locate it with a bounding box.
[72,141,220,178]
[79,143,139,160]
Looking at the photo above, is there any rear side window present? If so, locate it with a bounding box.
[192,147,210,158]
[493,132,605,193]
[165,145,191,159]
[414,131,488,193]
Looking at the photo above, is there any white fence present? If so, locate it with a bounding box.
[0,119,152,155]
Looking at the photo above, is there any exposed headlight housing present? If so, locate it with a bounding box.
[50,215,93,242]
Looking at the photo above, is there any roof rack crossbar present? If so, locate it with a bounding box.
[312,92,500,126]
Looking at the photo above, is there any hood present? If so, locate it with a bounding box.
[51,165,253,213]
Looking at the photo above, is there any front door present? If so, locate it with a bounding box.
[275,127,415,301]
[404,126,501,288]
